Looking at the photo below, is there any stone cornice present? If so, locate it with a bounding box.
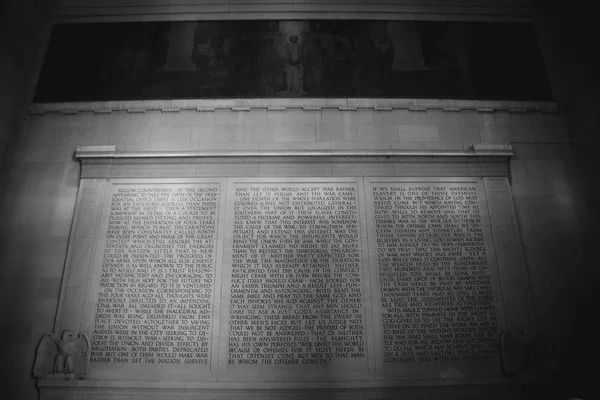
[49,0,533,23]
[76,145,513,161]
[29,99,558,115]
[75,145,513,179]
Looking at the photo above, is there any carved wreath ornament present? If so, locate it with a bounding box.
[33,330,91,379]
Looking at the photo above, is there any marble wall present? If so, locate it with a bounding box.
[0,0,48,172]
[0,2,50,399]
[0,1,595,399]
[1,102,591,398]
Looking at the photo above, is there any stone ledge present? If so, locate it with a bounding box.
[75,145,513,178]
[29,99,557,115]
[49,2,532,23]
[75,145,514,160]
[37,379,546,400]
[37,377,538,390]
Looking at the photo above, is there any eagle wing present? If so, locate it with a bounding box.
[70,333,91,379]
[33,334,59,379]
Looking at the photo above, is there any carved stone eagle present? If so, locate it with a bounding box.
[500,329,560,377]
[33,330,90,379]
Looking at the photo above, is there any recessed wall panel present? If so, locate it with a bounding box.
[84,180,224,381]
[364,178,506,379]
[47,157,530,398]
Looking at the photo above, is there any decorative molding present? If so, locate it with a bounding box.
[76,146,514,160]
[60,109,79,115]
[28,99,559,115]
[76,145,117,157]
[508,107,528,113]
[49,1,533,23]
[81,157,505,166]
[75,146,512,180]
[473,144,513,154]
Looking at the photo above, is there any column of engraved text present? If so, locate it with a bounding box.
[374,184,497,363]
[229,184,366,366]
[91,186,218,366]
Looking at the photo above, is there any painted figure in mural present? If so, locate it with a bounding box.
[229,36,255,94]
[332,38,353,95]
[208,35,228,70]
[115,47,148,83]
[259,37,284,96]
[352,38,383,96]
[304,38,328,95]
[275,21,310,94]
[374,31,395,92]
[439,24,475,97]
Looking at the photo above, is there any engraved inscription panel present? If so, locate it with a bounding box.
[221,180,371,378]
[90,184,219,370]
[367,179,505,374]
[74,176,515,384]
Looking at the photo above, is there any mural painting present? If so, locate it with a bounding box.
[34,20,553,102]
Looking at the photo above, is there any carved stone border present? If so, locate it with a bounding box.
[29,99,558,115]
[76,145,513,179]
[50,3,533,24]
